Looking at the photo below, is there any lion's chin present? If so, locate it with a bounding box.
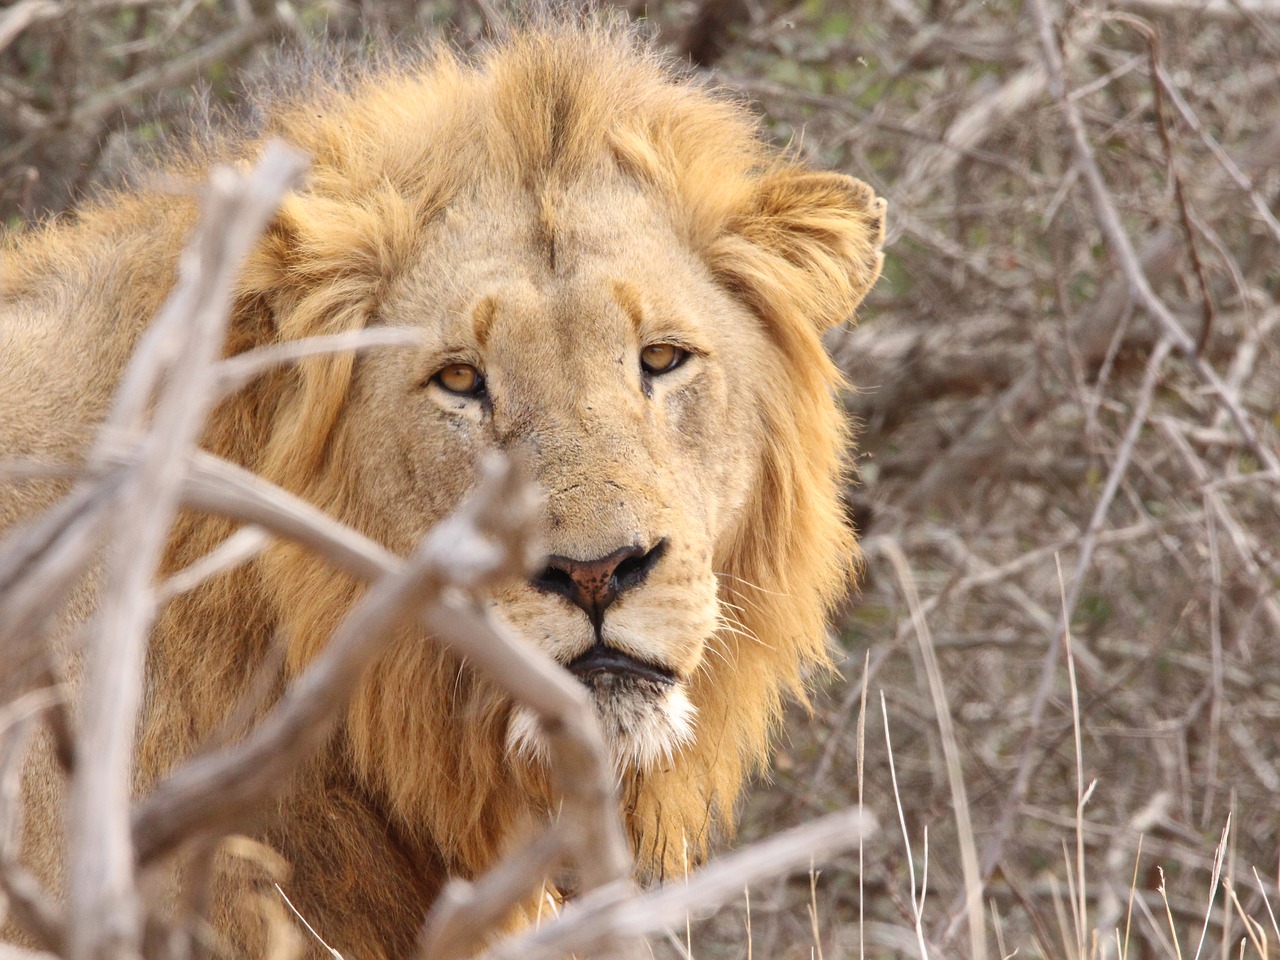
[505,683,697,772]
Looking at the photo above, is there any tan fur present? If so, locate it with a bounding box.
[0,21,884,958]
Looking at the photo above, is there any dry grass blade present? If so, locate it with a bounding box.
[857,650,868,960]
[1055,555,1091,960]
[1123,836,1142,960]
[874,538,985,960]
[1250,868,1280,942]
[1193,818,1233,960]
[1157,867,1185,960]
[882,691,930,960]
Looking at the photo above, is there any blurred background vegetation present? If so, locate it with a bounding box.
[3,0,1279,956]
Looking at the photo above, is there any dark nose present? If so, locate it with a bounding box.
[532,539,667,627]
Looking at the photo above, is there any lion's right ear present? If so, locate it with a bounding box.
[709,170,887,331]
[234,195,397,479]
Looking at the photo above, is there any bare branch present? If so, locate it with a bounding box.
[1115,0,1280,19]
[131,454,539,864]
[0,946,62,960]
[153,526,269,604]
[1025,0,1280,477]
[977,336,1174,884]
[476,808,873,960]
[0,1,60,54]
[420,828,566,960]
[0,481,116,762]
[67,143,306,960]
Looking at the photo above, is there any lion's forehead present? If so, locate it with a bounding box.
[390,179,696,314]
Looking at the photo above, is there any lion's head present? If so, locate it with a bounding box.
[213,23,884,882]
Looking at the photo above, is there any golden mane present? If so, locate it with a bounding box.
[203,24,878,876]
[2,18,883,952]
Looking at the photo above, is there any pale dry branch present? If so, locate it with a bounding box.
[0,865,64,958]
[0,691,67,955]
[419,604,632,890]
[67,142,306,960]
[112,443,633,953]
[420,828,566,960]
[0,481,114,766]
[132,453,541,865]
[1115,0,1280,18]
[476,808,873,960]
[0,1,60,54]
[165,450,631,903]
[77,436,630,938]
[154,526,269,604]
[0,690,62,856]
[214,328,425,398]
[0,946,61,960]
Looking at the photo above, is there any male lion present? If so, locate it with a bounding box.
[0,20,884,958]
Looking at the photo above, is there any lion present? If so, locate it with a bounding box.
[0,19,885,958]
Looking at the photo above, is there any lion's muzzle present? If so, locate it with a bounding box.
[531,538,668,627]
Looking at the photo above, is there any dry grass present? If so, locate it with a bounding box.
[3,0,1279,957]
[686,1,1280,956]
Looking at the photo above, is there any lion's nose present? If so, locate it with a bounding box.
[532,539,667,627]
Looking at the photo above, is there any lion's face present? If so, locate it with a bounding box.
[245,27,885,876]
[346,175,770,769]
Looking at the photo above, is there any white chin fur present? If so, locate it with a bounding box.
[506,685,697,772]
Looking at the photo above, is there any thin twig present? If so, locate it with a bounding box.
[1026,0,1280,477]
[214,328,424,398]
[979,337,1174,883]
[1123,17,1216,353]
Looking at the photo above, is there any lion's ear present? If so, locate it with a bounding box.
[712,170,886,330]
[234,197,391,479]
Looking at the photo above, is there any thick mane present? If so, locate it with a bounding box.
[232,22,867,878]
[2,18,879,928]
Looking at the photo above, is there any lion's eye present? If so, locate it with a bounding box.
[640,343,687,376]
[432,363,485,397]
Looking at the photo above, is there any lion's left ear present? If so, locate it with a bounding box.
[711,170,887,330]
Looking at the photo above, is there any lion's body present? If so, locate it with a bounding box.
[0,22,884,958]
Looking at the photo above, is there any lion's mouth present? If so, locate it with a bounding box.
[566,643,677,690]
[508,645,695,769]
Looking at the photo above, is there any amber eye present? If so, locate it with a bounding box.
[432,363,485,397]
[640,343,688,376]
